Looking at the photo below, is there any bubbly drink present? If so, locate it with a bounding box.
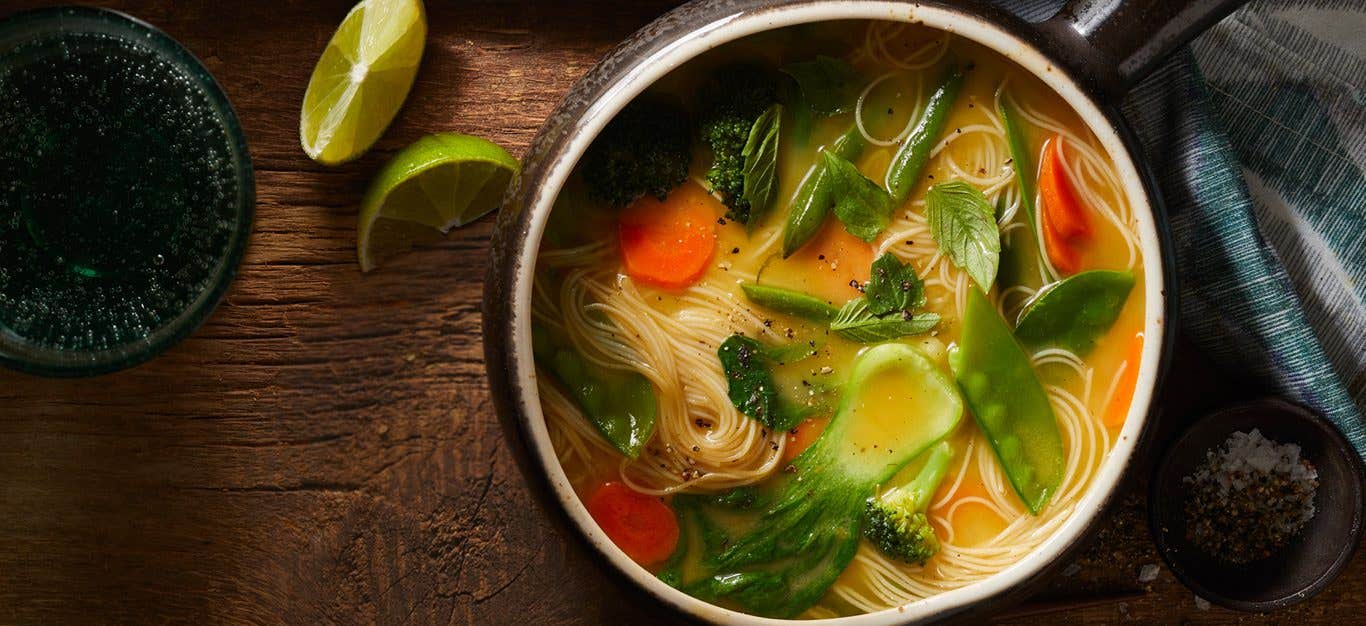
[0,15,247,364]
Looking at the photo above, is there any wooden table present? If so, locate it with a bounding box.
[1,1,1359,623]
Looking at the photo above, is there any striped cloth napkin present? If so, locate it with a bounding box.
[1004,0,1366,457]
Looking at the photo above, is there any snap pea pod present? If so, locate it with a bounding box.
[740,283,839,323]
[1015,269,1134,355]
[949,287,1064,514]
[532,324,657,458]
[781,125,868,257]
[996,93,1046,291]
[887,65,965,202]
[999,95,1037,230]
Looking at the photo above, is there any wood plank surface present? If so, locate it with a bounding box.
[0,1,1360,624]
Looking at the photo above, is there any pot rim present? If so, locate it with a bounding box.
[487,2,1170,623]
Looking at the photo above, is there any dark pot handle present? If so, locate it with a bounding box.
[1036,0,1249,102]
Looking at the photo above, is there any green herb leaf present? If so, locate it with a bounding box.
[1014,270,1135,355]
[741,103,782,223]
[719,334,798,430]
[927,181,1000,290]
[825,151,894,242]
[780,56,862,117]
[866,252,925,316]
[741,283,838,323]
[830,297,940,344]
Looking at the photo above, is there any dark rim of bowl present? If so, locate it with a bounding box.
[1149,397,1365,612]
[0,6,255,377]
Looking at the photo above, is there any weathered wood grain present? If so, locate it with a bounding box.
[0,1,1359,624]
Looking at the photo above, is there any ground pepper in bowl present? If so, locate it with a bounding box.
[1182,429,1319,563]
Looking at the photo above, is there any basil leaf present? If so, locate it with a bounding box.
[719,334,795,430]
[830,297,940,344]
[825,151,894,242]
[780,56,861,117]
[741,103,783,223]
[927,181,1000,290]
[866,252,925,316]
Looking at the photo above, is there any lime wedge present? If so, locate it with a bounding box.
[358,133,519,271]
[300,0,426,165]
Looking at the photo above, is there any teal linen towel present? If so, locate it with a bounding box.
[1001,0,1365,457]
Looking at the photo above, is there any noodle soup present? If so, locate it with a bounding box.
[532,21,1145,618]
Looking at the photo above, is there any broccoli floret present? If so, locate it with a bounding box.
[697,65,778,223]
[660,344,964,618]
[863,441,955,565]
[580,95,692,207]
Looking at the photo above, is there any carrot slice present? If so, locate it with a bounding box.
[586,482,679,566]
[1039,136,1091,275]
[617,182,718,289]
[782,417,828,463]
[1103,331,1144,429]
[781,219,874,303]
[1040,203,1082,275]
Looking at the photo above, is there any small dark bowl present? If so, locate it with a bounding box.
[1150,397,1364,611]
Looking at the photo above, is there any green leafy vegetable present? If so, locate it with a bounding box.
[866,252,926,315]
[830,298,940,344]
[699,65,780,224]
[741,283,838,323]
[741,104,783,223]
[825,151,894,242]
[718,334,801,431]
[927,181,1001,290]
[780,56,862,117]
[949,287,1064,513]
[533,324,657,458]
[664,344,964,617]
[887,65,965,202]
[782,124,867,257]
[1014,270,1135,354]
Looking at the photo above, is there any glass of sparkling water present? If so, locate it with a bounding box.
[0,7,254,376]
